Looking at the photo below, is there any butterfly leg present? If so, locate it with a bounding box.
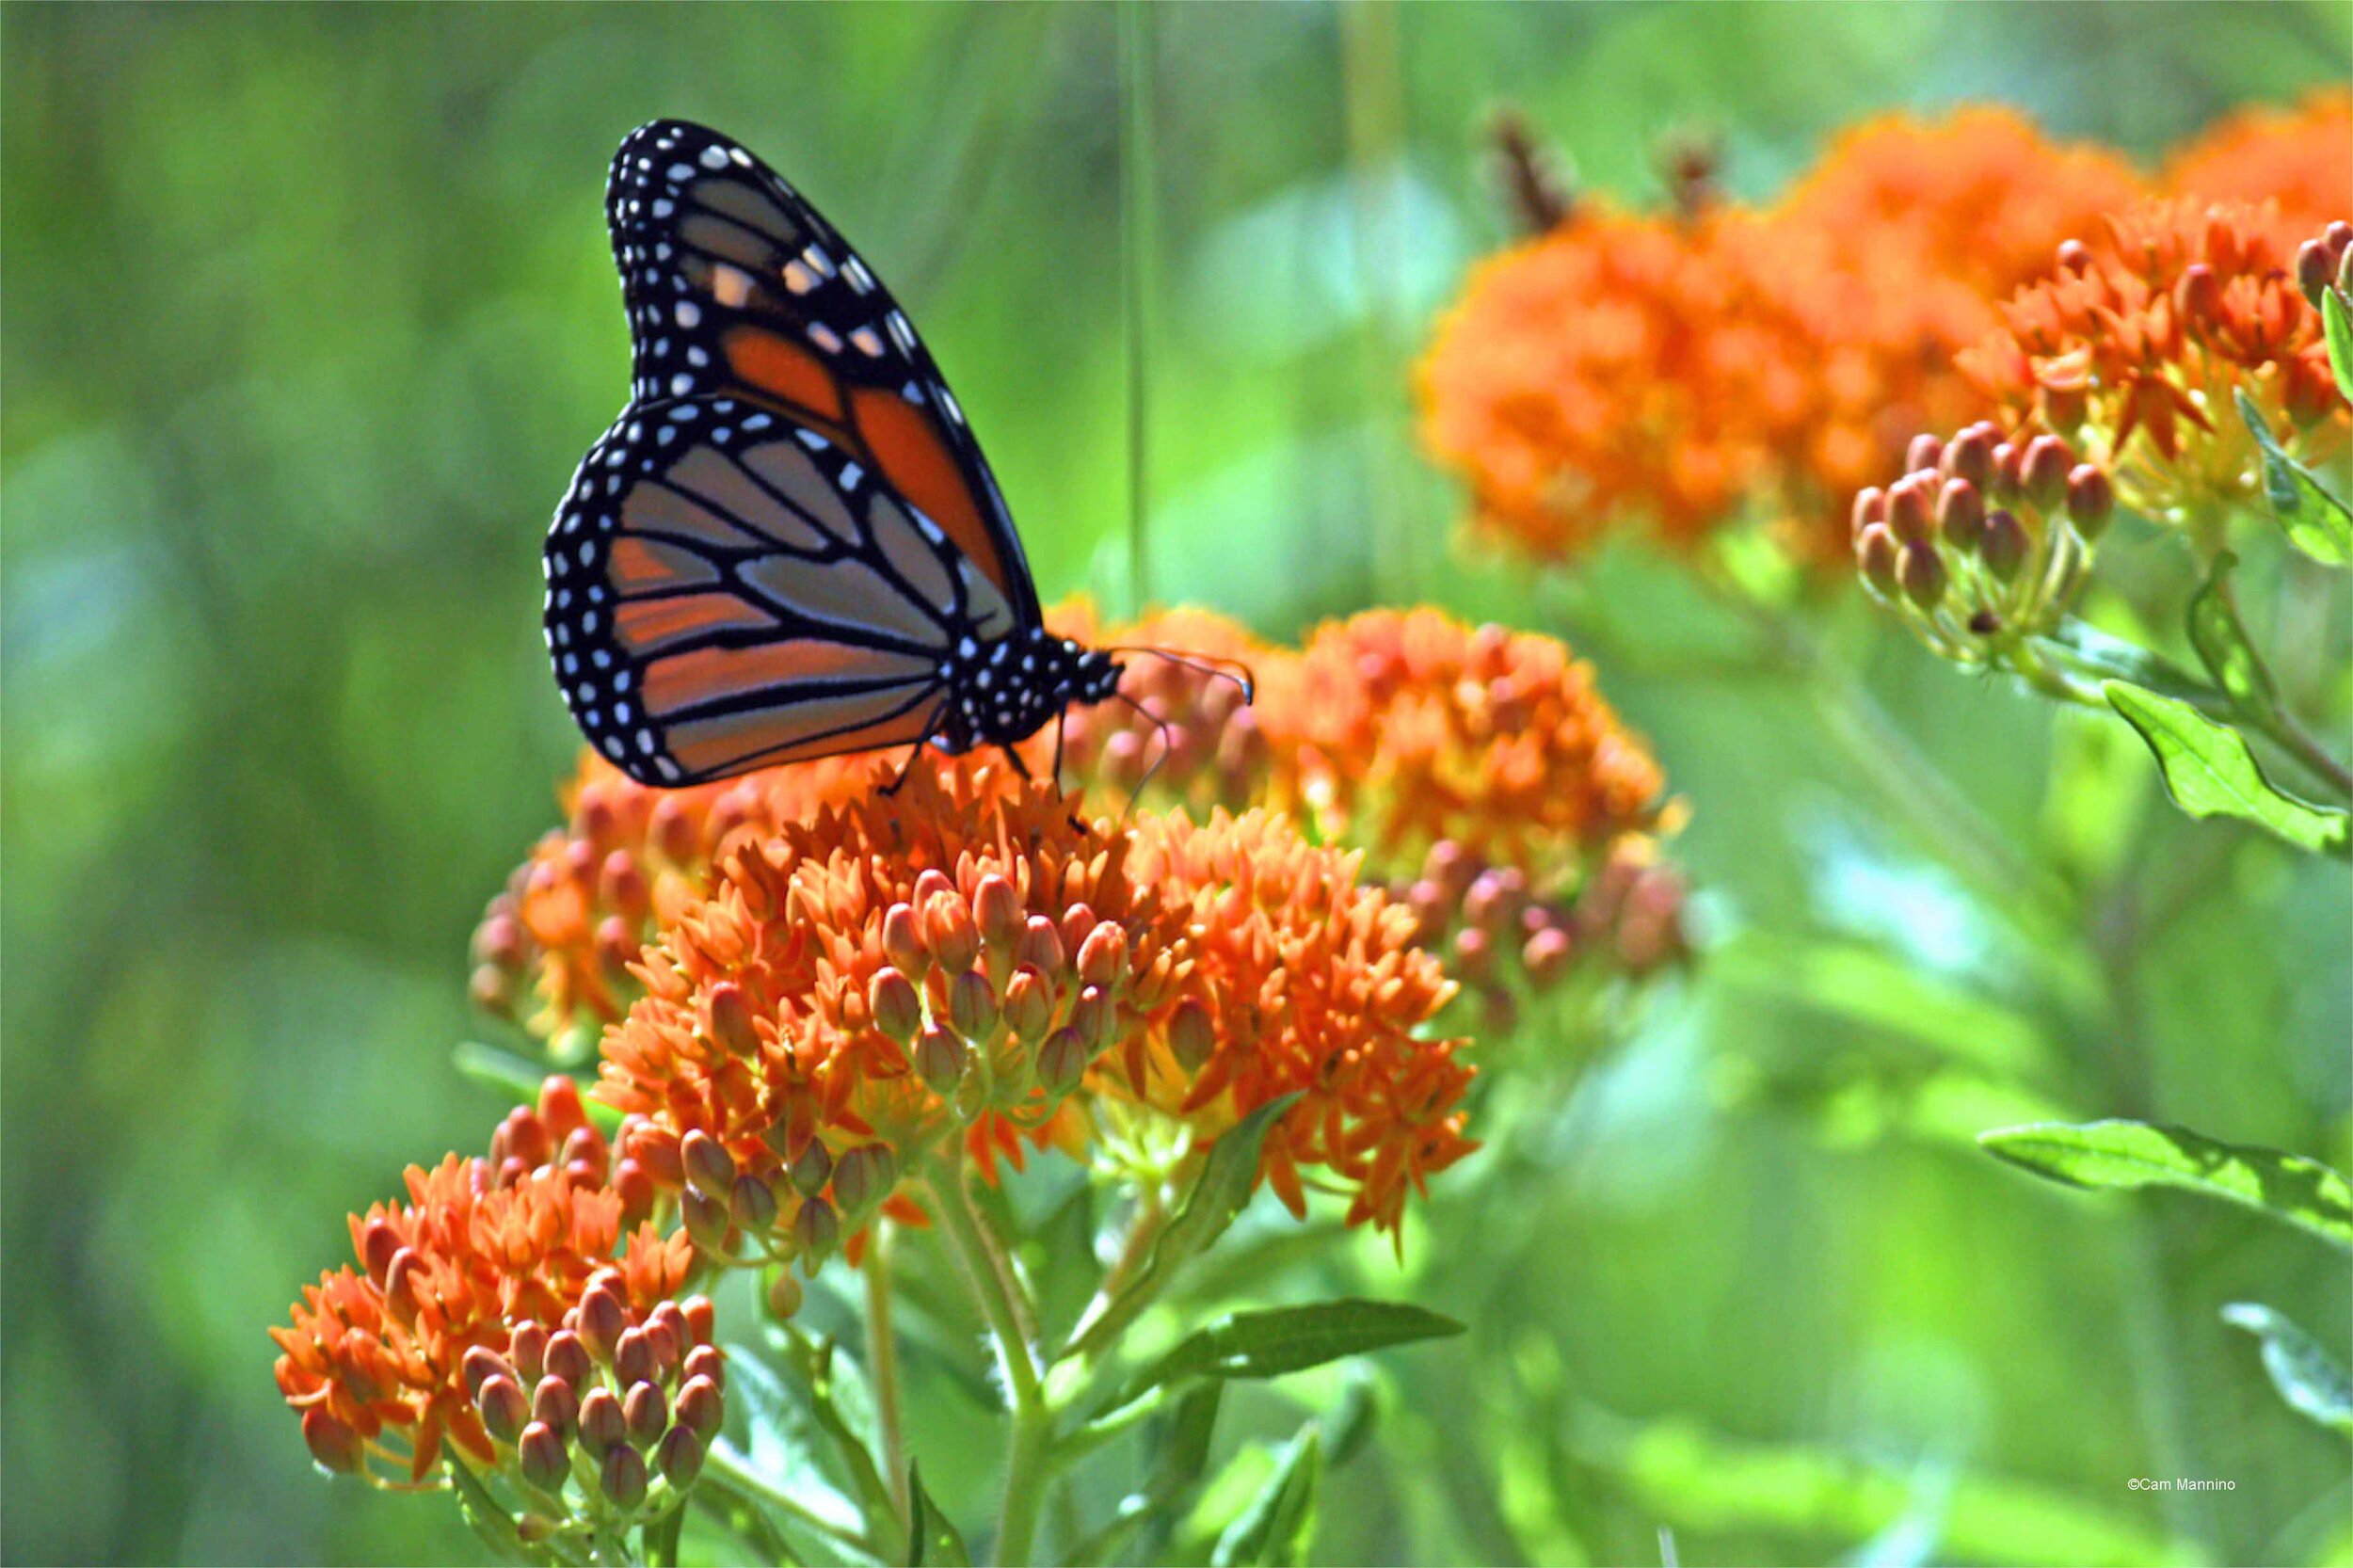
[881,712,950,798]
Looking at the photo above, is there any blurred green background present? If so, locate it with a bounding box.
[5,4,2348,1563]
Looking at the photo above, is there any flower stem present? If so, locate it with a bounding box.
[866,1222,909,1525]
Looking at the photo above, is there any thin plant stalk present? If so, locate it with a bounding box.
[865,1221,910,1525]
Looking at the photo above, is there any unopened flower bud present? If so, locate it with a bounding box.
[576,1281,629,1364]
[881,903,926,977]
[1039,1027,1089,1092]
[2177,263,2221,331]
[680,1131,736,1198]
[1980,509,2029,583]
[1001,967,1052,1040]
[1856,522,1900,599]
[2065,463,2114,541]
[1942,424,1995,489]
[1451,925,1493,983]
[2298,239,2334,308]
[463,1346,517,1401]
[1076,922,1129,988]
[707,983,760,1058]
[680,1187,732,1253]
[302,1408,363,1473]
[595,916,637,974]
[1168,999,1216,1073]
[615,1159,655,1227]
[1904,433,1944,474]
[972,874,1022,949]
[2057,237,2092,274]
[532,1377,579,1442]
[2022,435,2071,509]
[382,1248,424,1323]
[731,1173,777,1232]
[1897,542,1947,610]
[1990,440,2023,500]
[600,851,650,922]
[924,892,980,976]
[478,1374,530,1443]
[601,1442,648,1510]
[831,1144,886,1213]
[1885,475,1933,544]
[682,1342,725,1390]
[1464,868,1527,934]
[1016,914,1065,976]
[1071,985,1116,1052]
[790,1141,833,1199]
[624,1381,667,1446]
[510,1322,550,1383]
[543,1329,592,1389]
[659,1423,707,1487]
[680,1296,714,1345]
[517,1421,569,1493]
[869,968,922,1047]
[916,1023,967,1094]
[1523,926,1574,985]
[792,1196,840,1259]
[1936,478,1985,554]
[948,968,999,1039]
[1849,486,1886,541]
[766,1269,805,1320]
[579,1387,627,1457]
[912,868,955,906]
[678,1373,726,1438]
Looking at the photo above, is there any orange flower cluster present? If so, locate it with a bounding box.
[1418,108,2144,565]
[595,766,1473,1239]
[1960,199,2350,535]
[478,602,1672,1042]
[2164,88,2352,244]
[272,1078,696,1484]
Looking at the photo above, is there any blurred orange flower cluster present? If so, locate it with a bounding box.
[1419,96,2352,568]
[271,1078,696,1485]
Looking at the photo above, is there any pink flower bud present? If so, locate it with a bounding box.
[543,1330,592,1390]
[579,1387,627,1457]
[532,1376,579,1442]
[790,1141,833,1199]
[1885,474,1933,544]
[463,1346,517,1402]
[600,851,650,922]
[2022,435,2071,509]
[677,1374,726,1439]
[1849,486,1887,541]
[1855,522,1900,599]
[1523,926,1574,986]
[869,967,922,1047]
[1039,1027,1089,1092]
[659,1423,707,1487]
[707,983,760,1058]
[601,1442,648,1510]
[2176,263,2221,332]
[681,1131,736,1198]
[1168,999,1216,1073]
[510,1322,550,1384]
[1936,478,1985,554]
[831,1144,885,1213]
[478,1375,530,1444]
[2066,463,2114,541]
[576,1282,629,1364]
[517,1421,569,1493]
[1980,509,2030,583]
[1904,433,1944,474]
[972,874,1022,949]
[681,1297,715,1346]
[1076,922,1129,988]
[916,1024,967,1094]
[882,903,926,977]
[1001,967,1052,1041]
[1016,915,1065,975]
[2057,238,2092,274]
[1898,543,1947,610]
[948,968,999,1039]
[680,1187,732,1253]
[730,1173,777,1232]
[2298,239,2333,309]
[1942,424,1995,489]
[301,1408,363,1473]
[624,1381,667,1447]
[1451,926,1493,983]
[1072,985,1116,1052]
[792,1196,840,1258]
[766,1270,805,1320]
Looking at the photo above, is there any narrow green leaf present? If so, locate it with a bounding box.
[726,1346,868,1539]
[642,1503,685,1568]
[1057,1384,1226,1567]
[2185,552,2280,724]
[2221,1303,2353,1435]
[1978,1119,2353,1249]
[904,1461,970,1566]
[1112,1299,1462,1412]
[453,1040,561,1106]
[1211,1429,1321,1568]
[444,1454,537,1565]
[2324,285,2353,408]
[2104,682,2348,853]
[1061,1093,1303,1362]
[2237,387,2353,564]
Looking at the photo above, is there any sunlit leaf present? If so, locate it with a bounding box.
[2103,682,2348,854]
[1111,1299,1463,1412]
[2237,388,2353,565]
[725,1348,867,1539]
[2185,552,2280,725]
[1211,1428,1321,1568]
[2221,1303,2353,1435]
[1978,1119,2353,1249]
[2324,286,2353,408]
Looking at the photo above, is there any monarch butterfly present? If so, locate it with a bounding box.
[545,120,1217,789]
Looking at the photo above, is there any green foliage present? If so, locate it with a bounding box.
[2237,388,2353,566]
[1209,1429,1321,1568]
[1979,1120,2353,1249]
[2221,1304,2353,1438]
[2103,683,2349,854]
[906,1462,972,1567]
[2186,553,2281,728]
[2324,287,2353,408]
[1107,1301,1462,1414]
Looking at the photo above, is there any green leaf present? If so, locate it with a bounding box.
[2324,285,2353,408]
[725,1347,869,1541]
[2221,1303,2353,1435]
[1061,1093,1302,1362]
[444,1454,537,1566]
[453,1040,561,1106]
[1057,1384,1225,1567]
[1978,1119,2353,1249]
[1112,1299,1463,1413]
[2185,552,2281,724]
[904,1461,970,1566]
[2103,682,2348,853]
[2237,387,2353,565]
[1211,1429,1321,1568]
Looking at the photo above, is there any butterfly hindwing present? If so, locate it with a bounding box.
[545,398,1020,785]
[602,119,1040,624]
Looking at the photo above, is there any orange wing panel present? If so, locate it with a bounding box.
[850,387,1014,600]
[667,692,937,777]
[615,593,776,655]
[724,327,845,424]
[642,638,936,720]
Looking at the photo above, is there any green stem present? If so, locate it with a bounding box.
[1117,0,1154,616]
[995,1389,1057,1567]
[866,1222,910,1526]
[2245,702,2353,801]
[699,1437,880,1561]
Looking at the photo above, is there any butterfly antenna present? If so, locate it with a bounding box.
[1112,689,1176,816]
[1101,646,1257,706]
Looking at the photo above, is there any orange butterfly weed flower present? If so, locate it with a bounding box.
[271,1077,696,1484]
[595,765,1195,1258]
[2165,88,2353,244]
[1959,199,2350,536]
[1291,609,1666,873]
[1122,810,1475,1235]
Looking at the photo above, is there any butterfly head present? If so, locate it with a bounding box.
[941,628,1125,754]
